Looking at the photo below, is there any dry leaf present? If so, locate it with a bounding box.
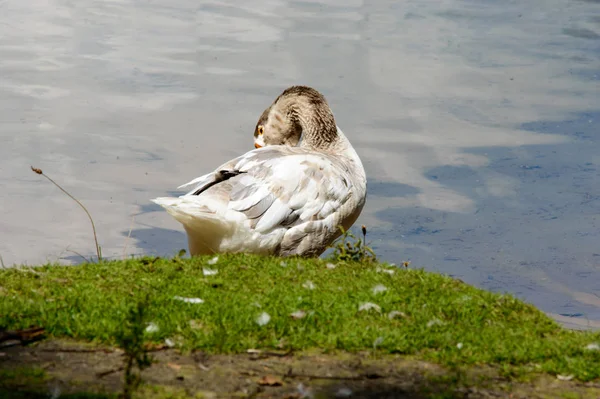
[143,342,168,351]
[167,362,181,371]
[258,374,283,386]
[276,339,288,349]
[198,363,209,371]
[189,320,204,330]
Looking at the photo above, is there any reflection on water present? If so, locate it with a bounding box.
[0,0,599,327]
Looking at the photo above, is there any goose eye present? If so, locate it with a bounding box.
[257,125,264,135]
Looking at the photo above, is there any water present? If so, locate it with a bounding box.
[1,0,599,328]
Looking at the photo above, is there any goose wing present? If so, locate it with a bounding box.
[177,146,354,234]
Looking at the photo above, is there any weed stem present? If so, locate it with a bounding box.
[31,166,102,262]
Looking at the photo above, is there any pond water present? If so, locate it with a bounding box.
[1,0,599,329]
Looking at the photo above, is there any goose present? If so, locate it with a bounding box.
[151,85,367,257]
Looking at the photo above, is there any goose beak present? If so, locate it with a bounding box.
[254,135,265,149]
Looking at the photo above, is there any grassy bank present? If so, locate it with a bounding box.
[2,254,600,384]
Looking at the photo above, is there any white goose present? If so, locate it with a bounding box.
[152,86,367,257]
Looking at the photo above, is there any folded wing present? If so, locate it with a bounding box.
[178,146,354,235]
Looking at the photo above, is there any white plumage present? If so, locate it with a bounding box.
[152,86,367,257]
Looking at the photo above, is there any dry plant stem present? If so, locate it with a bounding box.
[30,166,101,262]
[122,214,135,259]
[65,249,92,264]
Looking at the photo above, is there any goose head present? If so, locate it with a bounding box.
[253,86,340,151]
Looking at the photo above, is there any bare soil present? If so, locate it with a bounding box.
[2,339,599,398]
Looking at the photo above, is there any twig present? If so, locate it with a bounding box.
[123,214,135,259]
[0,254,5,268]
[40,348,116,353]
[97,366,125,378]
[15,265,43,275]
[247,350,294,360]
[30,166,101,262]
[285,371,385,381]
[65,249,92,264]
[0,327,46,345]
[0,340,23,348]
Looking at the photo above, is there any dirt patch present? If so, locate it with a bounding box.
[1,339,599,398]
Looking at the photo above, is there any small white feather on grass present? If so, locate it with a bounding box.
[427,318,444,328]
[372,284,387,294]
[376,266,395,275]
[145,322,159,333]
[557,374,574,381]
[387,310,406,320]
[290,310,307,320]
[173,296,204,304]
[207,256,219,265]
[256,312,271,326]
[585,343,599,351]
[359,302,381,313]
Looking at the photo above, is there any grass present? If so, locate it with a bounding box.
[116,298,155,399]
[1,254,600,382]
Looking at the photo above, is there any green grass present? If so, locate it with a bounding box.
[2,254,600,381]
